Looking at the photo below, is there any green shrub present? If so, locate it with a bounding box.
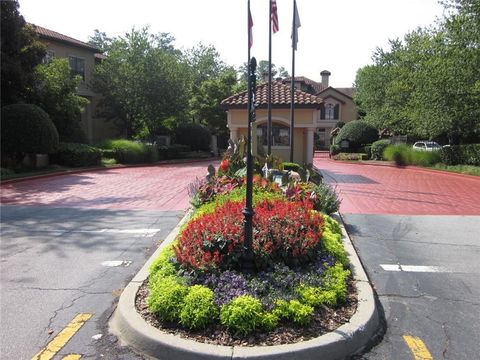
[148,276,188,322]
[261,312,279,331]
[50,142,102,167]
[102,139,158,164]
[298,263,350,307]
[180,285,218,330]
[371,140,391,160]
[360,145,372,159]
[282,162,301,172]
[174,123,211,151]
[335,121,346,129]
[440,144,480,166]
[311,182,341,215]
[383,144,409,165]
[220,295,264,335]
[322,215,349,266]
[330,144,341,156]
[149,244,178,279]
[1,104,59,161]
[272,299,314,325]
[333,153,368,161]
[384,144,441,166]
[157,144,191,160]
[335,121,378,149]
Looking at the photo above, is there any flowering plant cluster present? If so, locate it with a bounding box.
[174,198,324,271]
[191,176,243,208]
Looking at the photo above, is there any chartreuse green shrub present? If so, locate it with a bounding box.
[149,243,178,279]
[298,263,350,308]
[220,295,265,335]
[273,299,314,325]
[384,144,441,166]
[180,285,218,330]
[322,215,348,267]
[102,139,158,164]
[148,275,188,322]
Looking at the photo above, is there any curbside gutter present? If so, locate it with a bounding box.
[110,210,380,360]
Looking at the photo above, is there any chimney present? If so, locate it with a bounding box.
[320,70,331,87]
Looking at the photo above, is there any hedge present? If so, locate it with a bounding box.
[440,144,480,166]
[174,123,211,151]
[335,121,378,150]
[101,139,158,164]
[50,142,102,167]
[371,140,391,160]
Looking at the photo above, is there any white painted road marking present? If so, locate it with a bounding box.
[101,260,132,267]
[380,264,450,273]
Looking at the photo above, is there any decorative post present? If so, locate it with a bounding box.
[242,56,257,272]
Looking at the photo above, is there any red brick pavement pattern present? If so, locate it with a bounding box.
[314,152,480,215]
[1,161,217,211]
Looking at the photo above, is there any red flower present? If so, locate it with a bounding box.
[219,159,230,173]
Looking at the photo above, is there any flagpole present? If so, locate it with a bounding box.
[290,0,296,162]
[267,0,273,156]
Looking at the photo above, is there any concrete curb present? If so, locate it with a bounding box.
[110,211,380,360]
[1,157,220,185]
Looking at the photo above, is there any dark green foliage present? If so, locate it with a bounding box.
[1,1,45,106]
[174,123,211,151]
[179,285,218,330]
[371,139,391,160]
[1,104,59,161]
[360,145,372,159]
[50,142,102,167]
[30,59,89,143]
[101,139,158,164]
[157,144,191,160]
[281,162,301,172]
[335,121,378,149]
[335,121,346,129]
[440,144,480,166]
[330,144,341,156]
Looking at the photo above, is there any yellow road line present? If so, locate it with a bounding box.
[32,313,93,360]
[403,335,434,360]
[62,355,82,360]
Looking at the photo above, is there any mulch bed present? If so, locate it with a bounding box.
[135,278,358,347]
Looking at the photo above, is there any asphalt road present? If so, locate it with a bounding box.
[0,205,184,360]
[344,214,480,359]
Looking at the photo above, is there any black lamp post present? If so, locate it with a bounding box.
[242,56,257,272]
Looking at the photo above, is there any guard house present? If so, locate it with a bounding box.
[221,81,323,165]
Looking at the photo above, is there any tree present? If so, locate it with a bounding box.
[92,28,191,138]
[88,29,113,53]
[30,59,89,143]
[1,0,45,106]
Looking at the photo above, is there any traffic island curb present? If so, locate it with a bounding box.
[109,211,381,360]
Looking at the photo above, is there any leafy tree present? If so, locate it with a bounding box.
[92,28,190,138]
[88,29,112,53]
[30,59,89,143]
[238,60,290,87]
[1,0,45,106]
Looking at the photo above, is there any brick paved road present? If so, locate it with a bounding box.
[1,161,217,211]
[314,153,480,215]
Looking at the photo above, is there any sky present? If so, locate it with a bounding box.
[18,0,446,88]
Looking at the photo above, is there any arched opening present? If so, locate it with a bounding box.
[256,122,290,147]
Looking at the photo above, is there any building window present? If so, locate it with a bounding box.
[42,50,55,64]
[68,56,85,80]
[257,123,290,147]
[321,103,340,120]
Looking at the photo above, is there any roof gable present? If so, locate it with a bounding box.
[32,24,100,52]
[221,81,323,109]
[316,86,354,100]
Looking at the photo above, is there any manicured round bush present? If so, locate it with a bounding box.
[220,295,264,335]
[148,276,188,322]
[50,142,102,167]
[335,120,378,150]
[1,104,59,158]
[371,139,391,160]
[282,162,301,172]
[330,144,341,156]
[179,285,218,330]
[174,198,324,271]
[174,123,211,151]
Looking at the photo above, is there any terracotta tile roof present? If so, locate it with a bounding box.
[283,76,326,93]
[32,24,100,52]
[316,86,354,99]
[221,81,323,109]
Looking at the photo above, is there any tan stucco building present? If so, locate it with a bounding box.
[221,71,358,165]
[33,24,117,143]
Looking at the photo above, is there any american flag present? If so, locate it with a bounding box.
[271,0,279,33]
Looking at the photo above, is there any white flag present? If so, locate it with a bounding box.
[291,0,301,50]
